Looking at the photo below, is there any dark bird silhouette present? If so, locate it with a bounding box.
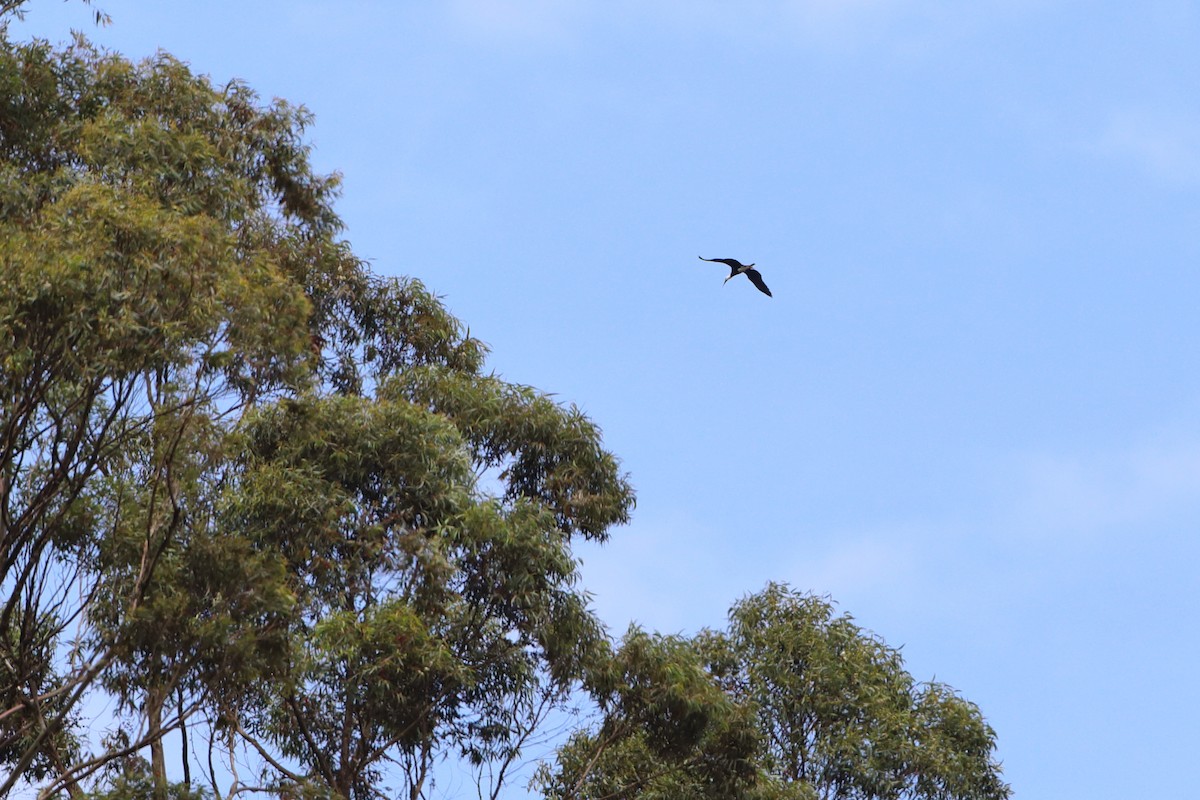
[699,256,772,297]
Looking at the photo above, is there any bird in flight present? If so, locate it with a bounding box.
[699,256,772,297]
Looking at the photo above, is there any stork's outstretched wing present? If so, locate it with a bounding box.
[699,256,748,270]
[745,269,772,297]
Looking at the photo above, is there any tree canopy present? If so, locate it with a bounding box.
[0,21,1007,800]
[538,585,1009,800]
[0,26,632,799]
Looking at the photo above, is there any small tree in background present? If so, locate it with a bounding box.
[541,584,1009,800]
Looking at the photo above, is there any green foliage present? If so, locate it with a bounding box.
[714,584,1010,800]
[0,609,83,782]
[715,584,918,797]
[0,28,334,797]
[538,628,759,800]
[541,585,1009,800]
[222,384,627,797]
[1,28,633,799]
[0,0,109,27]
[391,367,633,540]
[83,756,210,800]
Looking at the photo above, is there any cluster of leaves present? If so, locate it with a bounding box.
[540,584,1010,800]
[537,629,760,800]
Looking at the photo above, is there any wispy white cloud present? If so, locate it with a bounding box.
[767,427,1200,633]
[439,0,1054,54]
[775,0,930,48]
[1092,107,1200,184]
[446,0,585,44]
[784,529,921,600]
[580,509,930,637]
[1007,433,1200,539]
[580,414,1200,642]
[574,507,746,635]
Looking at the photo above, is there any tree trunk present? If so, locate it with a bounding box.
[147,687,168,800]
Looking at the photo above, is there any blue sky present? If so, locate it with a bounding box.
[12,2,1200,798]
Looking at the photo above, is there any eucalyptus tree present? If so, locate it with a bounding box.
[541,585,1010,800]
[0,26,632,800]
[710,584,1009,800]
[536,627,760,800]
[0,28,317,797]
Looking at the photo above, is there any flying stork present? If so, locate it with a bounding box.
[698,256,772,297]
